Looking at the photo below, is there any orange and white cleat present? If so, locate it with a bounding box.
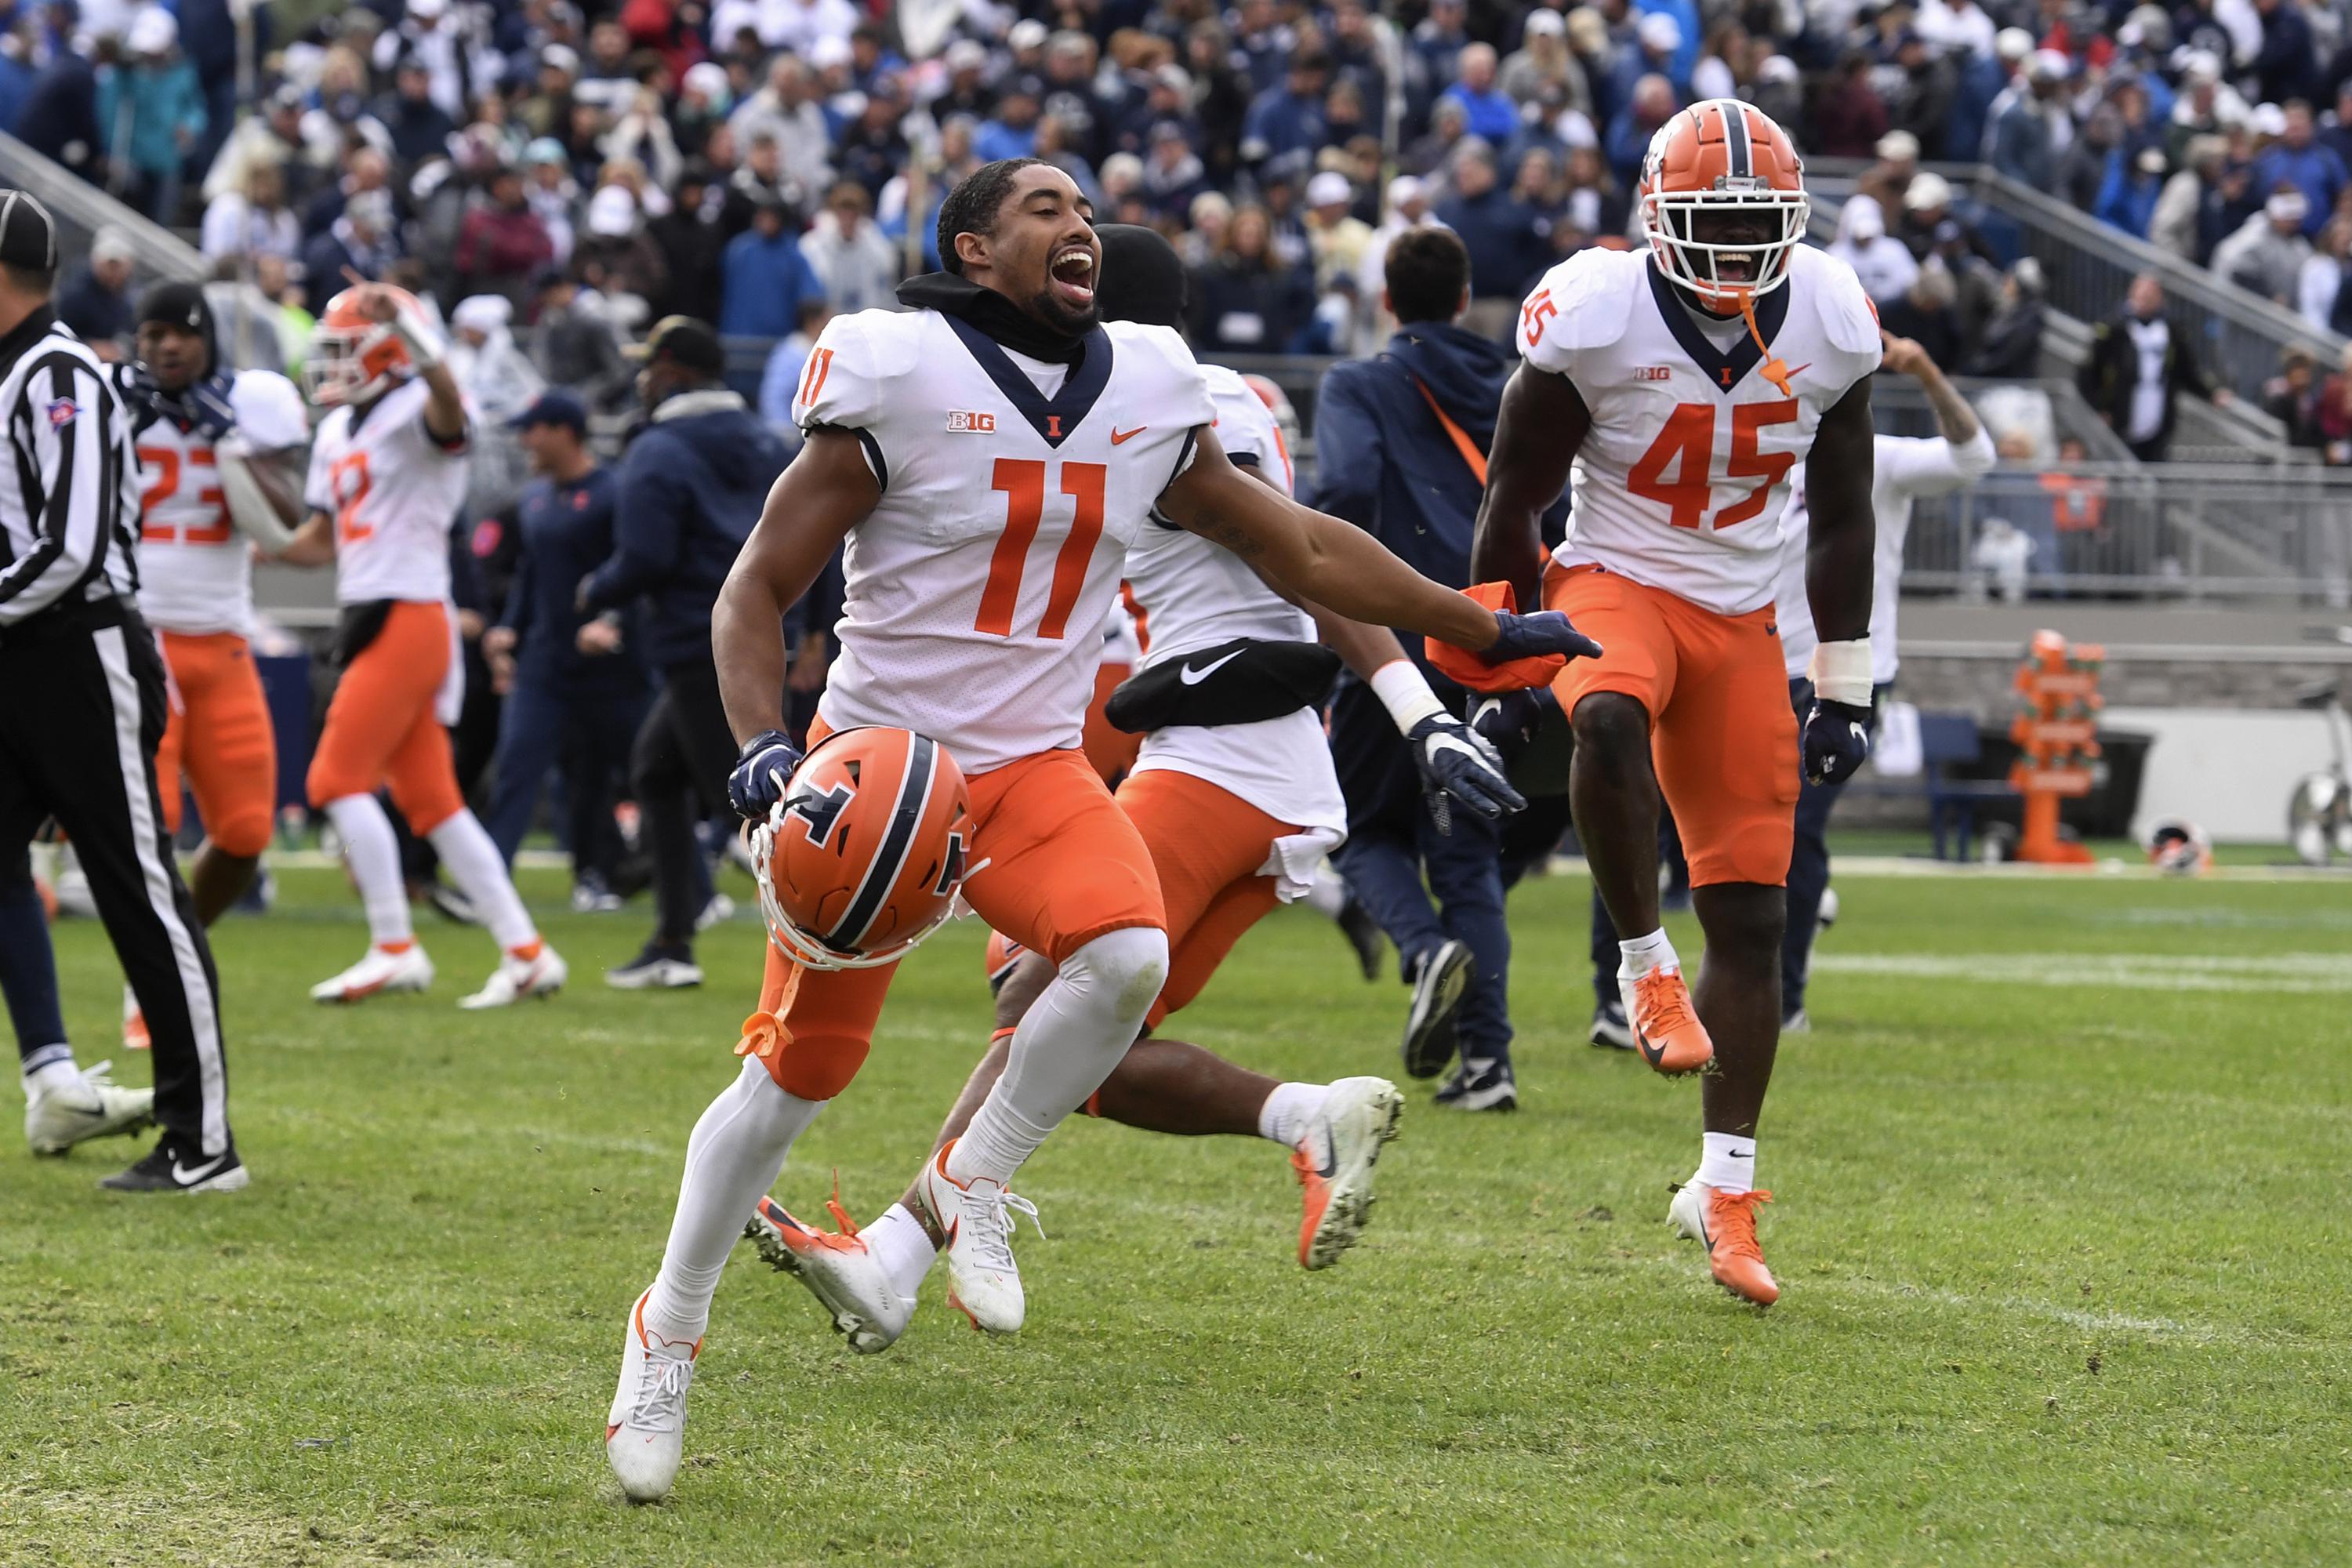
[1668,1181,1779,1306]
[1622,962,1714,1074]
[914,1141,1040,1335]
[122,986,149,1051]
[745,1192,913,1353]
[1290,1076,1403,1270]
[604,1288,699,1503]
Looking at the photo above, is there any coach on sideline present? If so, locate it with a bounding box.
[580,316,789,990]
[0,193,240,1192]
[1311,227,1566,1112]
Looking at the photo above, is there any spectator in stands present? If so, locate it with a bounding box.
[1433,140,1546,334]
[202,85,315,212]
[797,180,898,315]
[1962,257,2049,379]
[1614,13,1686,111]
[1852,130,1921,219]
[2057,103,2125,219]
[1241,49,1331,171]
[1501,11,1590,121]
[1304,169,1373,295]
[1141,119,1207,216]
[2167,53,2247,163]
[1402,96,1471,180]
[2097,147,2173,239]
[756,297,831,437]
[18,23,103,183]
[2322,83,2352,175]
[1031,113,1105,210]
[2264,344,2328,453]
[523,139,579,264]
[1605,73,1676,188]
[456,165,558,306]
[300,190,400,313]
[2252,100,2348,237]
[2317,342,2352,464]
[1880,264,1964,372]
[1883,30,1958,153]
[2213,189,2314,303]
[1988,50,2070,190]
[201,160,303,266]
[717,191,818,339]
[647,162,724,321]
[98,8,206,221]
[1810,53,1889,161]
[2252,0,2322,110]
[977,74,1044,165]
[56,226,136,351]
[529,267,631,409]
[573,186,668,321]
[833,74,912,200]
[2078,273,2232,461]
[2151,135,2230,263]
[728,57,832,209]
[377,59,457,167]
[374,0,499,123]
[1440,44,1518,145]
[1189,202,1312,351]
[2301,220,2352,332]
[1828,194,1920,308]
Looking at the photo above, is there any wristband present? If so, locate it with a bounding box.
[1808,638,1874,708]
[1370,658,1447,735]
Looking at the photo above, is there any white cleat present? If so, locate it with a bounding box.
[458,944,568,1009]
[605,1289,699,1504]
[26,1061,155,1156]
[916,1142,1040,1335]
[746,1195,913,1354]
[310,943,434,1004]
[1292,1076,1403,1270]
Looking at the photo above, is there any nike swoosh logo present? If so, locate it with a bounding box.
[1178,649,1245,684]
[171,1153,227,1185]
[1110,426,1147,445]
[1784,363,1812,378]
[1730,1149,1753,1160]
[1635,1025,1667,1068]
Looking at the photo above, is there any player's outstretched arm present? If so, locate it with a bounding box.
[1799,373,1878,786]
[273,510,338,567]
[712,429,878,748]
[1470,365,1590,610]
[1160,427,1522,655]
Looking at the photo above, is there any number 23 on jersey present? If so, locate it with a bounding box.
[1628,400,1798,532]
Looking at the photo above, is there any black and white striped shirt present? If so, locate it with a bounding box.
[0,307,140,628]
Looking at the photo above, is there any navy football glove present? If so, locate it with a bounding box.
[1801,698,1872,786]
[1486,608,1604,664]
[726,729,804,822]
[1408,713,1524,833]
[1472,685,1562,759]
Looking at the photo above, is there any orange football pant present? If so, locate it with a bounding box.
[304,599,465,835]
[154,630,278,858]
[1080,659,1142,783]
[1544,563,1798,887]
[1114,766,1299,1031]
[746,741,1164,1102]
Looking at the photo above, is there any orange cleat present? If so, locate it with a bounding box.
[1624,963,1714,1074]
[122,1008,150,1052]
[1669,1182,1779,1306]
[743,1191,914,1353]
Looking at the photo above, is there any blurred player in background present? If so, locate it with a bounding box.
[747,226,1534,1349]
[604,161,1597,1503]
[116,282,310,1048]
[274,280,564,1009]
[1468,103,1882,1306]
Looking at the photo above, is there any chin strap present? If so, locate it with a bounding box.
[1738,289,1795,399]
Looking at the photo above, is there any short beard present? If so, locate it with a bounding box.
[1025,288,1099,337]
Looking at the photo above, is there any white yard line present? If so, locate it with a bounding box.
[1810,952,2352,993]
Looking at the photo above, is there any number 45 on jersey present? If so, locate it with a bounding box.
[1629,400,1798,532]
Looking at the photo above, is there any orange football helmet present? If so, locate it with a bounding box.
[982,928,1029,996]
[1639,99,1810,307]
[304,285,420,407]
[751,727,975,971]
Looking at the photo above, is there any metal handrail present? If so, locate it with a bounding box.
[0,126,202,279]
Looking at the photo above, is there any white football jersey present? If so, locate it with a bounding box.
[795,307,1214,774]
[136,369,309,636]
[1775,426,1995,683]
[1519,243,1882,615]
[1122,361,1344,834]
[303,377,471,606]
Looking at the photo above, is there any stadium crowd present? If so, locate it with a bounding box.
[16,0,2352,401]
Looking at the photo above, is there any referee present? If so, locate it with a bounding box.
[0,193,240,1192]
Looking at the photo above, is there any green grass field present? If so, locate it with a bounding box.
[6,858,2350,1566]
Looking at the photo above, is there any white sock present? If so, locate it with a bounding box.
[862,1202,936,1301]
[1303,864,1348,920]
[24,1054,80,1096]
[642,1060,826,1344]
[1617,927,1678,977]
[1696,1131,1758,1195]
[946,925,1169,1187]
[427,808,539,953]
[1256,1082,1330,1148]
[325,794,412,946]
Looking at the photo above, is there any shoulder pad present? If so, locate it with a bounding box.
[1524,247,1643,356]
[1794,247,1884,359]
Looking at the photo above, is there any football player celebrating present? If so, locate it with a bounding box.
[1465,103,1880,1307]
[745,226,1530,1349]
[118,283,310,1046]
[274,280,564,1008]
[604,163,1596,1502]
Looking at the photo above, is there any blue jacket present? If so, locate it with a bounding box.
[502,465,648,690]
[583,390,789,670]
[96,58,207,177]
[1432,187,1549,301]
[2093,152,2162,239]
[1240,85,1327,166]
[1440,82,1522,145]
[1312,324,1566,660]
[2251,142,2348,237]
[718,229,821,339]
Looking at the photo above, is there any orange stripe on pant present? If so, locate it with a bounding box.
[304,600,466,835]
[154,630,278,857]
[1544,563,1798,887]
[743,735,1165,1102]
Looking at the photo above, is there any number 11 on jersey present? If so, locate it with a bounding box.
[977,458,1107,639]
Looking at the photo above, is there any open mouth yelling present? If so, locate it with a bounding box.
[1714,251,1755,285]
[1051,244,1097,307]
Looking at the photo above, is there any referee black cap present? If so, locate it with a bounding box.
[0,189,58,274]
[137,280,212,337]
[1092,223,1188,332]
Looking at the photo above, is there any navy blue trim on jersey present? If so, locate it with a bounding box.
[1646,260,1789,395]
[942,315,1114,448]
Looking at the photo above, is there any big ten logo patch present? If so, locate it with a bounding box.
[947,411,997,434]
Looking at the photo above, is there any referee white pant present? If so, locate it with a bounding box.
[0,604,230,1155]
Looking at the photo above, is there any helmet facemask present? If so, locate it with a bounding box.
[1642,183,1811,310]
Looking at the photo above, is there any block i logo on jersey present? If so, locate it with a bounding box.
[946,411,997,434]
